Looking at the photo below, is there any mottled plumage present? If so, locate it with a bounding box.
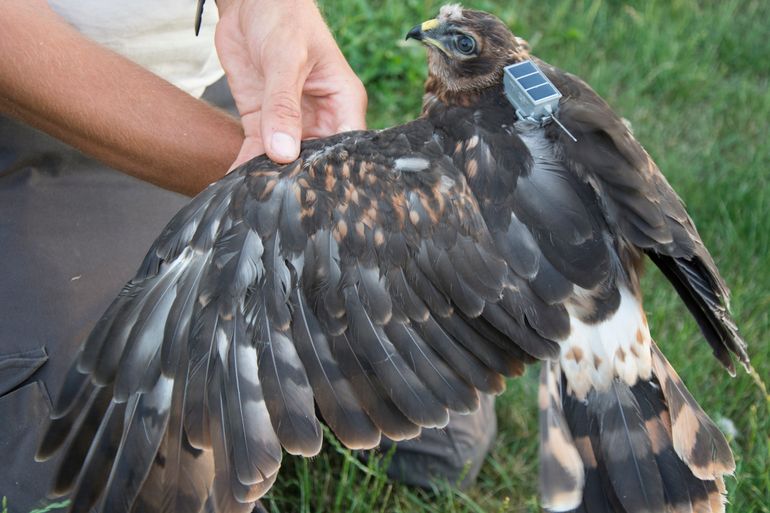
[39,5,748,513]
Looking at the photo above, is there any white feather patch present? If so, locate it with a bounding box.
[560,286,652,399]
[439,4,463,21]
[394,157,430,172]
[438,175,456,193]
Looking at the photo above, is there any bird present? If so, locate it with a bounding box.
[37,4,750,513]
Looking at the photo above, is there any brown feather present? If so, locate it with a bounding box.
[651,344,735,480]
[538,362,584,511]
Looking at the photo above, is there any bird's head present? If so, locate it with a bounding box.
[406,4,529,101]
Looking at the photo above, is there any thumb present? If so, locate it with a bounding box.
[260,59,305,164]
[333,78,368,133]
[227,133,265,172]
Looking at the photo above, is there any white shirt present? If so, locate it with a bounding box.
[48,0,224,98]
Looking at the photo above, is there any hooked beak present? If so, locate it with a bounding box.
[405,24,424,41]
[405,19,448,54]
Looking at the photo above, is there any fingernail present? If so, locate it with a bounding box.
[271,132,297,160]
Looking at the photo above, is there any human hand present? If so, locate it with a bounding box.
[215,0,367,168]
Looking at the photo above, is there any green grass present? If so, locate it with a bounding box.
[265,1,769,512]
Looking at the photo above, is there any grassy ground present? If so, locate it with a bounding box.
[264,1,769,512]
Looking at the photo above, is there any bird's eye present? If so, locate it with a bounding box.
[454,35,476,55]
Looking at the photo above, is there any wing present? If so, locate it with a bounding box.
[431,85,627,355]
[37,120,568,512]
[536,59,749,374]
[419,80,740,513]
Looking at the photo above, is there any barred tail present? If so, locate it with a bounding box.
[539,343,733,513]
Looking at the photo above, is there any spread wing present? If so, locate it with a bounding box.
[37,120,570,512]
[537,59,749,374]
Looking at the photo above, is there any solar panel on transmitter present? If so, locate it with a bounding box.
[503,60,562,121]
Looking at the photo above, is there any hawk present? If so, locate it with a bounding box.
[38,5,749,513]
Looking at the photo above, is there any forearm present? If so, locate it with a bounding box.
[0,0,244,196]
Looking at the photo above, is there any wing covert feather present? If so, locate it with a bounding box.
[40,106,601,511]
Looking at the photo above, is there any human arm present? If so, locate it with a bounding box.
[214,0,368,166]
[0,0,244,196]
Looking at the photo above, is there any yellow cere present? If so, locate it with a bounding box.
[420,19,440,31]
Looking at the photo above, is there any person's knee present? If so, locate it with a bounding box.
[378,393,497,490]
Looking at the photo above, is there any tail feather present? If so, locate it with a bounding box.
[539,362,584,512]
[635,379,716,513]
[650,344,734,480]
[559,386,616,513]
[707,478,727,513]
[591,380,665,513]
[543,347,732,513]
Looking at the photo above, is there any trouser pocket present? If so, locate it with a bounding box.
[0,347,59,513]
